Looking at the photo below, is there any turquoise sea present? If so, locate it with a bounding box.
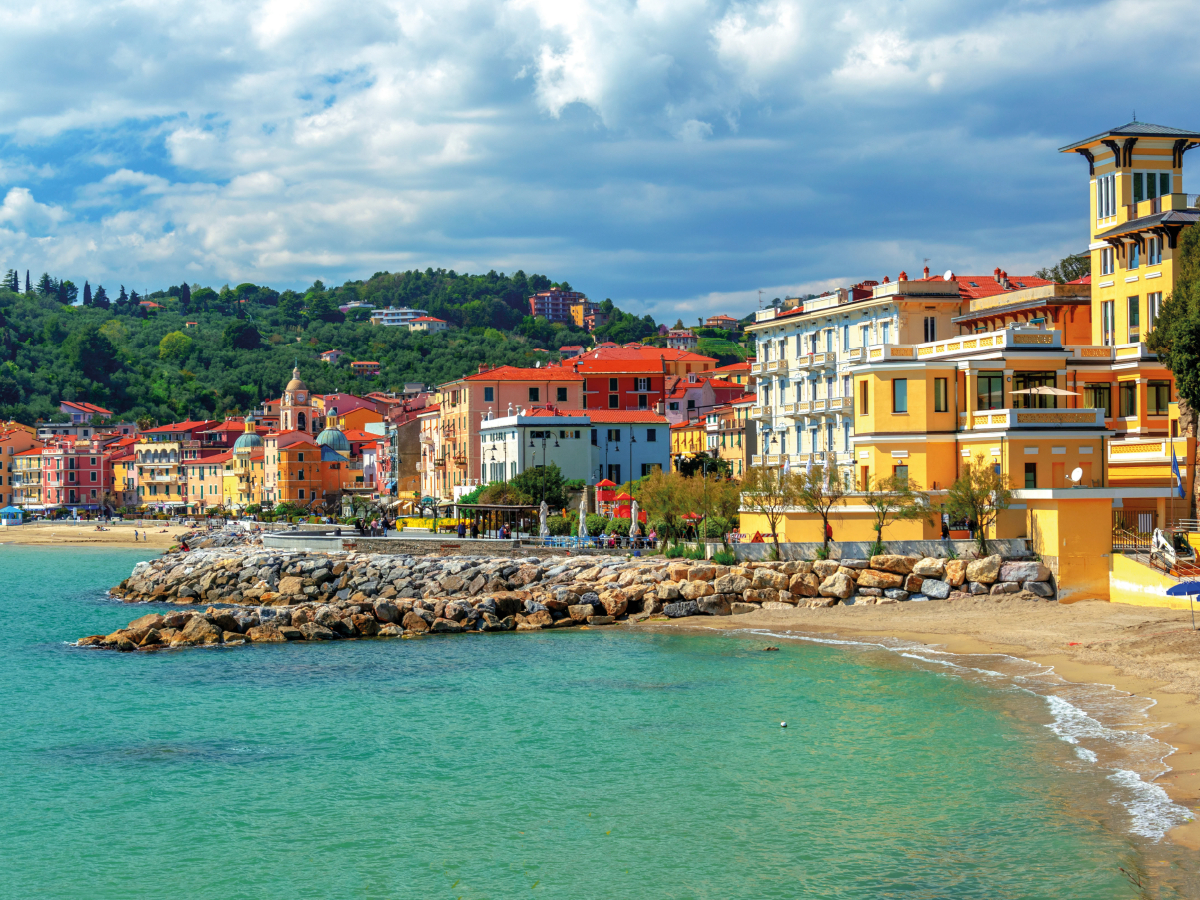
[1,545,1196,899]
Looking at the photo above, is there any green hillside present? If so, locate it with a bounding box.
[0,268,657,427]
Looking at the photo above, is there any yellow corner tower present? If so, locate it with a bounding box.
[1060,120,1200,347]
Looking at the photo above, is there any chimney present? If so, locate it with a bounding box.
[923,266,930,279]
[994,267,1001,279]
[477,364,489,374]
[898,271,908,281]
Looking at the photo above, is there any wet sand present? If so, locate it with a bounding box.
[647,596,1200,849]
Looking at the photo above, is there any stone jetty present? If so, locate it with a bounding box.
[80,549,1056,651]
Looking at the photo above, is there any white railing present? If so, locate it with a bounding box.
[962,408,1106,429]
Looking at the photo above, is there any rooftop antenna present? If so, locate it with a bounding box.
[758,289,764,309]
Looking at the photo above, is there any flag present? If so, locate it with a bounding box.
[1172,445,1186,499]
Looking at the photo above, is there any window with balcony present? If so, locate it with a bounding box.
[934,378,948,412]
[1149,381,1171,415]
[1013,372,1058,409]
[635,377,649,392]
[1084,384,1112,417]
[977,372,1004,410]
[1119,381,1137,417]
[1128,296,1140,342]
[892,378,907,413]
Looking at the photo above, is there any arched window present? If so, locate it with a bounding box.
[297,412,307,431]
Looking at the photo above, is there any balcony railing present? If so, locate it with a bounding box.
[779,402,797,415]
[750,360,767,375]
[960,407,1106,430]
[1108,438,1189,463]
[749,406,766,420]
[765,359,785,374]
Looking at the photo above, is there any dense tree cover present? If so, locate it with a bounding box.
[0,265,655,426]
[1035,252,1090,284]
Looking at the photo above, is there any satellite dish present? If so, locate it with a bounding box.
[943,270,955,281]
[1070,467,1083,483]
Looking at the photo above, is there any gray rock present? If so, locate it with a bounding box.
[373,600,400,624]
[837,558,869,570]
[697,595,732,616]
[883,589,910,601]
[299,623,335,640]
[713,573,751,594]
[856,587,882,597]
[908,594,930,602]
[967,581,989,596]
[663,600,700,618]
[1000,561,1051,583]
[991,581,1021,594]
[1022,580,1055,598]
[920,578,951,600]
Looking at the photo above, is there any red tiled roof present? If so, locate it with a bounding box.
[463,365,583,382]
[670,420,703,430]
[411,316,446,323]
[61,400,113,415]
[15,448,42,456]
[268,430,319,448]
[139,420,219,434]
[571,359,665,373]
[909,273,1054,300]
[1067,275,1091,285]
[577,347,717,364]
[733,393,757,404]
[583,409,667,424]
[352,361,380,366]
[712,361,750,373]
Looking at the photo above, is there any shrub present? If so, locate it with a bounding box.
[546,515,572,536]
[585,513,608,536]
[606,516,633,535]
[712,549,737,566]
[664,543,686,559]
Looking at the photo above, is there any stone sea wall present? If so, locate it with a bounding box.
[81,549,1055,651]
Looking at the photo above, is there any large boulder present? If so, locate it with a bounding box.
[352,614,380,636]
[999,561,1051,583]
[679,581,714,601]
[911,558,945,578]
[965,555,1002,585]
[128,612,166,632]
[920,578,951,600]
[373,600,401,624]
[752,569,788,590]
[883,589,909,601]
[663,600,700,618]
[903,574,924,593]
[869,555,918,575]
[402,611,431,633]
[730,602,760,615]
[568,604,594,622]
[697,595,732,616]
[246,624,286,642]
[277,575,304,596]
[743,588,778,604]
[818,573,855,600]
[713,573,750,594]
[944,559,967,587]
[788,573,820,597]
[856,569,904,590]
[688,565,716,582]
[432,617,464,633]
[299,623,335,640]
[812,560,840,579]
[966,581,989,596]
[181,615,222,645]
[991,581,1020,595]
[600,593,628,617]
[657,582,682,601]
[1023,580,1055,598]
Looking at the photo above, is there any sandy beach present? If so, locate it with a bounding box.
[651,596,1200,848]
[0,522,189,549]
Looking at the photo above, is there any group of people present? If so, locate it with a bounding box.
[357,517,393,537]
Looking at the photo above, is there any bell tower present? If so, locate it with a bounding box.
[281,366,313,433]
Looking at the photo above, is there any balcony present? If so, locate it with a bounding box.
[778,402,797,416]
[809,352,834,367]
[1108,438,1189,463]
[789,401,811,418]
[749,406,766,420]
[959,407,1106,430]
[750,360,767,375]
[764,359,786,374]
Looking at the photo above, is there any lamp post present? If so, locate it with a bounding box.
[529,431,560,507]
[628,430,636,489]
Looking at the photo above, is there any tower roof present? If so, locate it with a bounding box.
[285,366,307,392]
[1059,120,1200,152]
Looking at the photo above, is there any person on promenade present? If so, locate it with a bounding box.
[470,521,479,539]
[825,522,833,543]
[457,520,466,539]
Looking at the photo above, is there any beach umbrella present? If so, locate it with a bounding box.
[1010,386,1080,396]
[578,503,588,538]
[1165,581,1200,630]
[629,500,640,538]
[539,500,549,538]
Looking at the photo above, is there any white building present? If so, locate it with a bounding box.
[370,306,430,327]
[744,276,963,481]
[478,408,670,486]
[408,316,448,334]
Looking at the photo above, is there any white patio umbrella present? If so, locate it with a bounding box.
[1010,386,1079,396]
[539,500,549,538]
[629,500,641,538]
[578,503,588,538]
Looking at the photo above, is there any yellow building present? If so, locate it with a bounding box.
[741,120,1200,603]
[670,419,704,471]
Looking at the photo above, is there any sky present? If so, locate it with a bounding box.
[1,0,1199,324]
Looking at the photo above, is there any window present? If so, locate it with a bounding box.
[893,464,909,483]
[892,378,907,413]
[90,471,97,482]
[1096,172,1116,219]
[646,429,657,442]
[842,325,850,351]
[641,464,654,477]
[881,321,891,344]
[1149,381,1171,415]
[825,331,833,353]
[1129,242,1140,269]
[668,402,679,411]
[556,387,568,402]
[638,395,648,409]
[607,428,621,442]
[484,387,494,402]
[1119,381,1137,417]
[298,489,305,499]
[1024,463,1037,489]
[1148,292,1163,331]
[1128,296,1140,342]
[607,393,619,409]
[1101,300,1114,346]
[1148,237,1162,266]
[1013,372,1058,408]
[923,316,936,342]
[1084,384,1112,417]
[859,380,869,415]
[842,375,851,398]
[977,372,1004,410]
[298,452,304,463]
[528,387,539,402]
[860,325,869,347]
[934,378,948,412]
[686,399,695,409]
[635,377,649,392]
[609,378,618,391]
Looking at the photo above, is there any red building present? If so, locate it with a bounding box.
[41,439,113,510]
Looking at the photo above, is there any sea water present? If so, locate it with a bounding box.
[0,546,1194,899]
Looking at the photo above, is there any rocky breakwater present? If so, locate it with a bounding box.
[80,551,1056,651]
[666,553,1054,613]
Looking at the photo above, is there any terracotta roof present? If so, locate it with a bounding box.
[139,420,219,434]
[352,361,381,366]
[733,393,757,404]
[1067,275,1091,285]
[206,419,247,432]
[670,420,703,430]
[572,359,665,373]
[577,347,716,364]
[342,429,378,442]
[583,409,667,424]
[463,365,583,382]
[909,273,1054,300]
[61,400,113,415]
[14,448,42,456]
[411,316,446,323]
[268,430,320,448]
[712,361,750,373]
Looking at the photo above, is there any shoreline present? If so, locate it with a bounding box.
[647,604,1200,850]
[0,522,185,549]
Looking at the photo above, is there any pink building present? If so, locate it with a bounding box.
[41,439,112,510]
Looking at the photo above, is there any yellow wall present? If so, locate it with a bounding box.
[1026,497,1112,601]
[1108,553,1194,610]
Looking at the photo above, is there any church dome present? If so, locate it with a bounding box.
[316,426,351,453]
[285,366,307,392]
[233,430,263,451]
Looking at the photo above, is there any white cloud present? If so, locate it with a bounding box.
[0,188,68,234]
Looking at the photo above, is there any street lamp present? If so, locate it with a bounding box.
[529,431,560,507]
[628,430,636,488]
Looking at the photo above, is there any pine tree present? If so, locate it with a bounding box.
[179,282,191,314]
[129,289,141,306]
[25,271,30,293]
[36,273,54,296]
[118,285,128,304]
[93,285,109,309]
[83,281,92,306]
